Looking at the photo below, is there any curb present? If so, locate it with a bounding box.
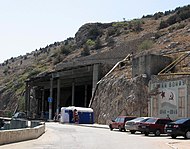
[78,124,109,129]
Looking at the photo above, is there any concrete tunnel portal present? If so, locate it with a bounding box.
[25,64,101,120]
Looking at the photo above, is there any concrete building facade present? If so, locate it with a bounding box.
[132,54,172,81]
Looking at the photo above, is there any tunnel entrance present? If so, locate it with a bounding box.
[74,85,92,107]
[38,85,93,119]
[26,64,100,120]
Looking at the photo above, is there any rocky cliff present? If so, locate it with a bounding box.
[91,63,149,124]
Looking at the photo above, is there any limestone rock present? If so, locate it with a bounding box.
[91,74,149,124]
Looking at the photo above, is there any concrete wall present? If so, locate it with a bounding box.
[0,123,45,145]
[132,54,172,81]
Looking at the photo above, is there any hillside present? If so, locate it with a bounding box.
[0,5,190,117]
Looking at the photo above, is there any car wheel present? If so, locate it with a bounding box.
[130,130,136,134]
[171,134,177,139]
[155,129,161,136]
[119,126,122,131]
[109,125,113,131]
[144,132,149,136]
[123,128,126,132]
[184,130,190,139]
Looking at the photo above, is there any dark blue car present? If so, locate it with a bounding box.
[165,118,190,139]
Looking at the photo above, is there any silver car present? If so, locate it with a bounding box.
[125,117,150,134]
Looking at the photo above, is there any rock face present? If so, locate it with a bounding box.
[75,22,112,48]
[91,70,149,124]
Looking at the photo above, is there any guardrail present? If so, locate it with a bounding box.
[0,122,45,145]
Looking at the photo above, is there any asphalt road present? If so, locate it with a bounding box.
[0,122,188,149]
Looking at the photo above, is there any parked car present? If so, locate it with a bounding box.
[138,117,172,136]
[125,117,150,134]
[109,116,136,131]
[165,118,190,139]
[12,112,27,120]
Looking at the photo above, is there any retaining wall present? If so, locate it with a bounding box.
[0,123,45,145]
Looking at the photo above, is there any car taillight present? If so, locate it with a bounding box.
[174,125,179,128]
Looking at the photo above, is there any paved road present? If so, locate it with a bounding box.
[0,122,189,149]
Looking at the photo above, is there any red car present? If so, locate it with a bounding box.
[138,117,172,136]
[109,116,136,131]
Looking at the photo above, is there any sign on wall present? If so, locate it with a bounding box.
[158,88,177,118]
[151,80,186,120]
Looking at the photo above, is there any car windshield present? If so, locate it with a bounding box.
[144,118,157,123]
[120,118,125,122]
[141,118,150,122]
[13,113,19,117]
[13,112,26,118]
[174,118,189,124]
[131,117,144,122]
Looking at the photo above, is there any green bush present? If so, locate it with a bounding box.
[27,69,41,78]
[159,5,190,29]
[168,23,186,32]
[111,20,143,33]
[175,23,186,30]
[159,20,168,29]
[53,55,63,65]
[86,39,96,46]
[112,22,128,27]
[88,26,101,40]
[167,15,179,25]
[153,12,164,20]
[168,26,176,32]
[154,32,162,39]
[132,20,143,32]
[138,40,154,51]
[107,27,117,36]
[60,45,72,55]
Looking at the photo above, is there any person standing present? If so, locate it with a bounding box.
[73,109,79,123]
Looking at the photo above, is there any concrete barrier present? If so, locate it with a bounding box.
[0,123,45,145]
[10,119,28,129]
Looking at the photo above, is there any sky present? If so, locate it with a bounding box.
[0,0,189,63]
